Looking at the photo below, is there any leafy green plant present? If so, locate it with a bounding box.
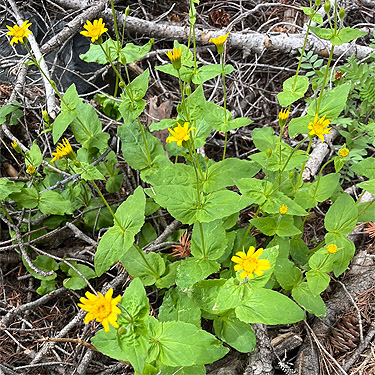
[1,0,374,374]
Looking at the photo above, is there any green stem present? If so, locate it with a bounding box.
[198,222,206,259]
[221,54,228,160]
[188,141,202,208]
[238,206,261,251]
[294,137,313,193]
[267,136,309,196]
[300,158,334,230]
[0,202,14,224]
[316,45,335,115]
[91,180,123,229]
[137,118,152,167]
[133,243,160,279]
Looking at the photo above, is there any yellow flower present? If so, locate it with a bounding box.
[339,148,349,158]
[80,18,108,43]
[6,20,32,45]
[78,288,121,333]
[209,32,230,53]
[231,246,271,279]
[278,108,289,122]
[27,165,36,175]
[165,47,182,70]
[51,138,74,163]
[307,114,332,142]
[166,122,196,147]
[11,141,22,153]
[279,204,288,215]
[327,244,338,254]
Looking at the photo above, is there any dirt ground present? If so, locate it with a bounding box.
[1,0,375,374]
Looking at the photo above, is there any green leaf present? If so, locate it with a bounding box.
[118,121,165,171]
[92,327,148,374]
[202,101,231,132]
[61,84,80,111]
[191,279,228,314]
[306,269,330,296]
[184,85,206,121]
[0,101,21,125]
[159,288,201,328]
[62,263,96,290]
[22,255,58,281]
[191,220,227,260]
[310,27,333,40]
[70,101,109,150]
[11,187,39,209]
[192,64,223,84]
[80,38,118,64]
[292,282,326,317]
[277,75,309,107]
[250,215,301,237]
[155,261,180,289]
[330,27,367,46]
[325,232,355,277]
[308,83,351,121]
[223,117,252,132]
[176,258,220,289]
[95,187,146,276]
[120,39,154,64]
[324,193,357,235]
[52,110,77,144]
[160,365,205,375]
[0,179,24,201]
[214,278,250,311]
[123,69,150,101]
[274,258,302,291]
[308,249,333,272]
[213,314,256,353]
[39,190,73,215]
[75,162,105,181]
[290,238,310,265]
[235,288,305,324]
[121,245,165,286]
[156,65,193,83]
[149,118,176,132]
[118,99,146,125]
[262,191,307,216]
[351,158,375,179]
[145,163,195,187]
[150,185,250,225]
[301,7,323,24]
[358,180,375,195]
[120,277,150,320]
[26,141,43,168]
[37,279,57,295]
[149,320,229,367]
[202,158,260,193]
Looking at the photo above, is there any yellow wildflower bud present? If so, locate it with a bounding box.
[11,141,22,153]
[339,148,349,158]
[209,32,230,54]
[42,110,49,123]
[27,165,36,175]
[339,7,345,20]
[278,108,289,122]
[165,47,182,71]
[327,244,338,254]
[279,204,288,215]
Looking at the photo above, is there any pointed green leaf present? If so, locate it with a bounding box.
[235,288,305,324]
[95,187,146,276]
[292,282,326,317]
[277,75,309,107]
